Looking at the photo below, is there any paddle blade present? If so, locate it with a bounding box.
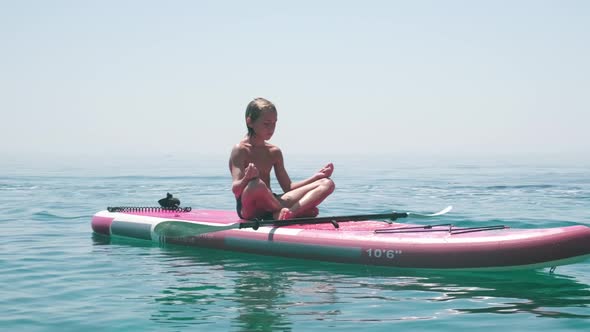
[407,205,453,218]
[154,220,237,237]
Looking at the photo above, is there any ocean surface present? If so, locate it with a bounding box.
[1,155,590,331]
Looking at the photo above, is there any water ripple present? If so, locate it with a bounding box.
[1,163,590,331]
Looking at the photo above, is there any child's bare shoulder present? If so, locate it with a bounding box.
[266,143,283,161]
[265,142,282,153]
[231,140,251,159]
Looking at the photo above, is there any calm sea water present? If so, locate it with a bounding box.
[1,156,590,331]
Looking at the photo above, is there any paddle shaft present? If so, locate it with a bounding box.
[238,212,410,229]
[153,206,451,236]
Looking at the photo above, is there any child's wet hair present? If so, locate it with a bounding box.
[245,98,276,137]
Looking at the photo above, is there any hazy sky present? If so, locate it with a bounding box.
[1,1,589,163]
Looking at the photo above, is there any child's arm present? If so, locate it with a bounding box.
[230,148,258,198]
[274,149,333,192]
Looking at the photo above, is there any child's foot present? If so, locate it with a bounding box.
[275,208,295,220]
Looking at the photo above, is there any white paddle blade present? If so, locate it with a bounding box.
[407,205,453,218]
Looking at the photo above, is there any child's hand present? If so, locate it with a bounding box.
[316,163,334,179]
[244,163,259,181]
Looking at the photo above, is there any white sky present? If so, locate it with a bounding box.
[1,1,589,164]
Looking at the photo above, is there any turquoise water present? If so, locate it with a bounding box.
[2,156,590,331]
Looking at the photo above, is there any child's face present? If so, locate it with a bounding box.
[249,111,277,140]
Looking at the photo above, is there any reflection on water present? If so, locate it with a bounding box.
[233,269,293,331]
[93,236,590,330]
